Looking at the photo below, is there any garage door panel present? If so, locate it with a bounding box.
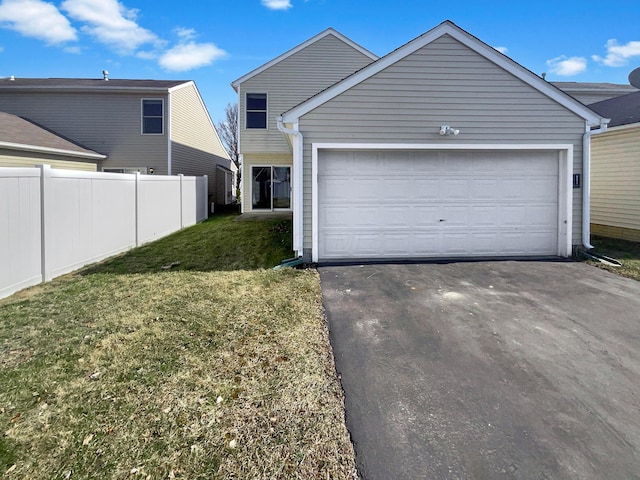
[470,206,500,226]
[527,205,558,225]
[441,179,470,200]
[470,179,500,199]
[440,206,469,225]
[413,206,440,226]
[414,179,440,199]
[318,150,559,260]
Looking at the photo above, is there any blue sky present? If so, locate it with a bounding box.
[1,0,639,123]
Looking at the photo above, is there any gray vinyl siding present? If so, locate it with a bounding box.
[170,83,231,200]
[0,91,168,173]
[298,34,587,251]
[238,34,376,155]
[591,125,640,232]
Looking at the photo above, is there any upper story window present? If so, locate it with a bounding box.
[142,99,164,135]
[246,93,267,129]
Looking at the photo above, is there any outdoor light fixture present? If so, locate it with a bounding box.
[439,125,460,136]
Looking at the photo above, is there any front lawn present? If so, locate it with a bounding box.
[0,214,356,479]
[588,235,640,281]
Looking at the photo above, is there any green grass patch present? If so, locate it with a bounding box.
[84,213,293,274]
[588,235,640,281]
[0,214,355,479]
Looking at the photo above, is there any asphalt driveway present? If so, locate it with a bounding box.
[319,261,640,480]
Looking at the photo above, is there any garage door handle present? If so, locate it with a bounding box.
[439,219,445,222]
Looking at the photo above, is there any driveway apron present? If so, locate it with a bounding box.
[319,261,640,480]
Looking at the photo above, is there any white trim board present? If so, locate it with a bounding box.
[311,142,573,262]
[283,21,604,127]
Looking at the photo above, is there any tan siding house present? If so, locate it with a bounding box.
[589,92,640,241]
[235,21,606,262]
[0,78,232,204]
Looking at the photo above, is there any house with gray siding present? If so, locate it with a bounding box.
[234,21,608,262]
[0,77,234,206]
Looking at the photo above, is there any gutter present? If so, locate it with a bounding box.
[276,116,304,257]
[582,119,609,249]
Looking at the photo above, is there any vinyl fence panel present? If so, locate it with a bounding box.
[0,165,208,299]
[43,168,137,280]
[0,168,42,297]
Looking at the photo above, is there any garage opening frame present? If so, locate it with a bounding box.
[310,143,574,263]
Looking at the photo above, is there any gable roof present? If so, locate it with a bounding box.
[282,20,606,127]
[589,91,640,128]
[0,77,190,92]
[231,28,378,91]
[0,111,105,159]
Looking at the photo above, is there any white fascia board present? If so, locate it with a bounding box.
[283,21,606,127]
[231,28,378,90]
[0,141,106,160]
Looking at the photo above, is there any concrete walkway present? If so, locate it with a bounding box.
[320,261,640,480]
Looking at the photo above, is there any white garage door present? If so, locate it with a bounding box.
[318,150,559,260]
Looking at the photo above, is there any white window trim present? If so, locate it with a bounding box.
[141,98,164,136]
[250,164,292,211]
[245,92,268,130]
[311,143,574,262]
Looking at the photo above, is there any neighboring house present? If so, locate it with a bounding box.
[588,91,640,242]
[0,111,105,170]
[233,20,608,263]
[553,82,638,105]
[0,77,234,206]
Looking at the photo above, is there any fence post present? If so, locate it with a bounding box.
[178,174,184,228]
[37,165,51,282]
[135,172,140,246]
[203,175,208,219]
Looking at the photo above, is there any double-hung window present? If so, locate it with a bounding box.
[142,99,164,135]
[246,93,267,129]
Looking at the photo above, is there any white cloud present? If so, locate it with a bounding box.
[592,39,640,67]
[61,0,160,53]
[0,0,77,45]
[546,55,587,76]
[175,27,196,41]
[494,46,508,54]
[261,0,292,10]
[159,42,227,71]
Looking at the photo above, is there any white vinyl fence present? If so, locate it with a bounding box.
[1,165,208,299]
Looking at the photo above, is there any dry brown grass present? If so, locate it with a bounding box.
[0,217,355,479]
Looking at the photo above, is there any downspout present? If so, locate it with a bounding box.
[582,120,608,249]
[167,92,172,175]
[277,116,303,257]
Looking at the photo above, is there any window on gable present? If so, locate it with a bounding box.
[246,93,267,129]
[142,99,164,135]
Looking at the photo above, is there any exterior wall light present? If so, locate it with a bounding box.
[439,125,460,136]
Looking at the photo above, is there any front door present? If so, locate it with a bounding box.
[252,166,291,210]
